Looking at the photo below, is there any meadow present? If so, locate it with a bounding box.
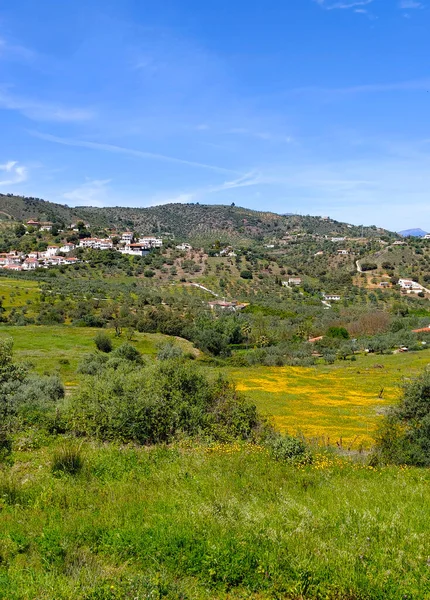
[0,325,197,386]
[1,440,429,599]
[1,320,429,446]
[228,350,430,448]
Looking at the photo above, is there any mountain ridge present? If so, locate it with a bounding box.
[398,228,428,238]
[0,193,397,241]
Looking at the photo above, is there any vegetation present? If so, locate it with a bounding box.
[375,368,430,466]
[1,441,430,599]
[0,203,429,599]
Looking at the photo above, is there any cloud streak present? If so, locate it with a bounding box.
[0,89,94,122]
[315,0,373,10]
[63,179,111,207]
[290,78,430,96]
[0,161,27,186]
[31,131,239,174]
[399,1,423,8]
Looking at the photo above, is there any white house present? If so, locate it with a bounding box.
[59,243,75,253]
[79,238,113,250]
[119,243,150,256]
[398,279,422,290]
[337,249,349,255]
[331,237,346,242]
[323,294,341,301]
[288,277,302,285]
[46,246,59,257]
[121,231,134,243]
[176,243,192,251]
[424,234,430,240]
[22,258,40,270]
[138,237,163,248]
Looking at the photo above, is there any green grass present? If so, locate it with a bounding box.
[227,350,430,448]
[0,325,197,385]
[0,278,40,313]
[1,439,429,599]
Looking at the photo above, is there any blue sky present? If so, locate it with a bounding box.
[0,0,429,231]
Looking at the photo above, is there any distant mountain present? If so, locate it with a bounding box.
[0,193,398,242]
[398,228,428,238]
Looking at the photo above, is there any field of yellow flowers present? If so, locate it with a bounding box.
[228,350,430,448]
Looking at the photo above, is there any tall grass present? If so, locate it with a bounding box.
[1,440,429,599]
[51,443,84,476]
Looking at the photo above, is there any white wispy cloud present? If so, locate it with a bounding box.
[315,0,373,10]
[63,179,111,207]
[0,161,27,186]
[399,0,424,8]
[0,37,36,62]
[31,131,239,174]
[290,78,430,96]
[227,128,293,143]
[0,89,94,122]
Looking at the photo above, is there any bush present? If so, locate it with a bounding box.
[111,343,143,364]
[327,326,349,339]
[157,342,184,361]
[77,353,109,375]
[240,270,253,279]
[266,433,311,464]
[374,369,430,466]
[94,332,113,353]
[66,360,262,445]
[0,430,12,464]
[51,443,84,476]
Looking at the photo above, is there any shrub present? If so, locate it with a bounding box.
[240,270,253,279]
[361,262,378,271]
[94,332,113,353]
[0,430,12,464]
[266,433,311,464]
[327,326,349,339]
[51,443,84,476]
[374,369,430,466]
[157,342,184,361]
[111,343,143,364]
[66,360,262,445]
[77,353,109,375]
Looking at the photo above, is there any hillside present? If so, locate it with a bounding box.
[0,193,396,241]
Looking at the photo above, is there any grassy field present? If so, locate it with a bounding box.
[228,350,430,448]
[0,278,40,313]
[0,325,197,385]
[1,440,429,599]
[1,321,429,446]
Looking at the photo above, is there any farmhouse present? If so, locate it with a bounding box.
[208,300,247,312]
[323,294,341,301]
[288,277,302,286]
[331,237,346,242]
[120,243,150,257]
[398,279,422,291]
[412,326,430,333]
[176,243,192,251]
